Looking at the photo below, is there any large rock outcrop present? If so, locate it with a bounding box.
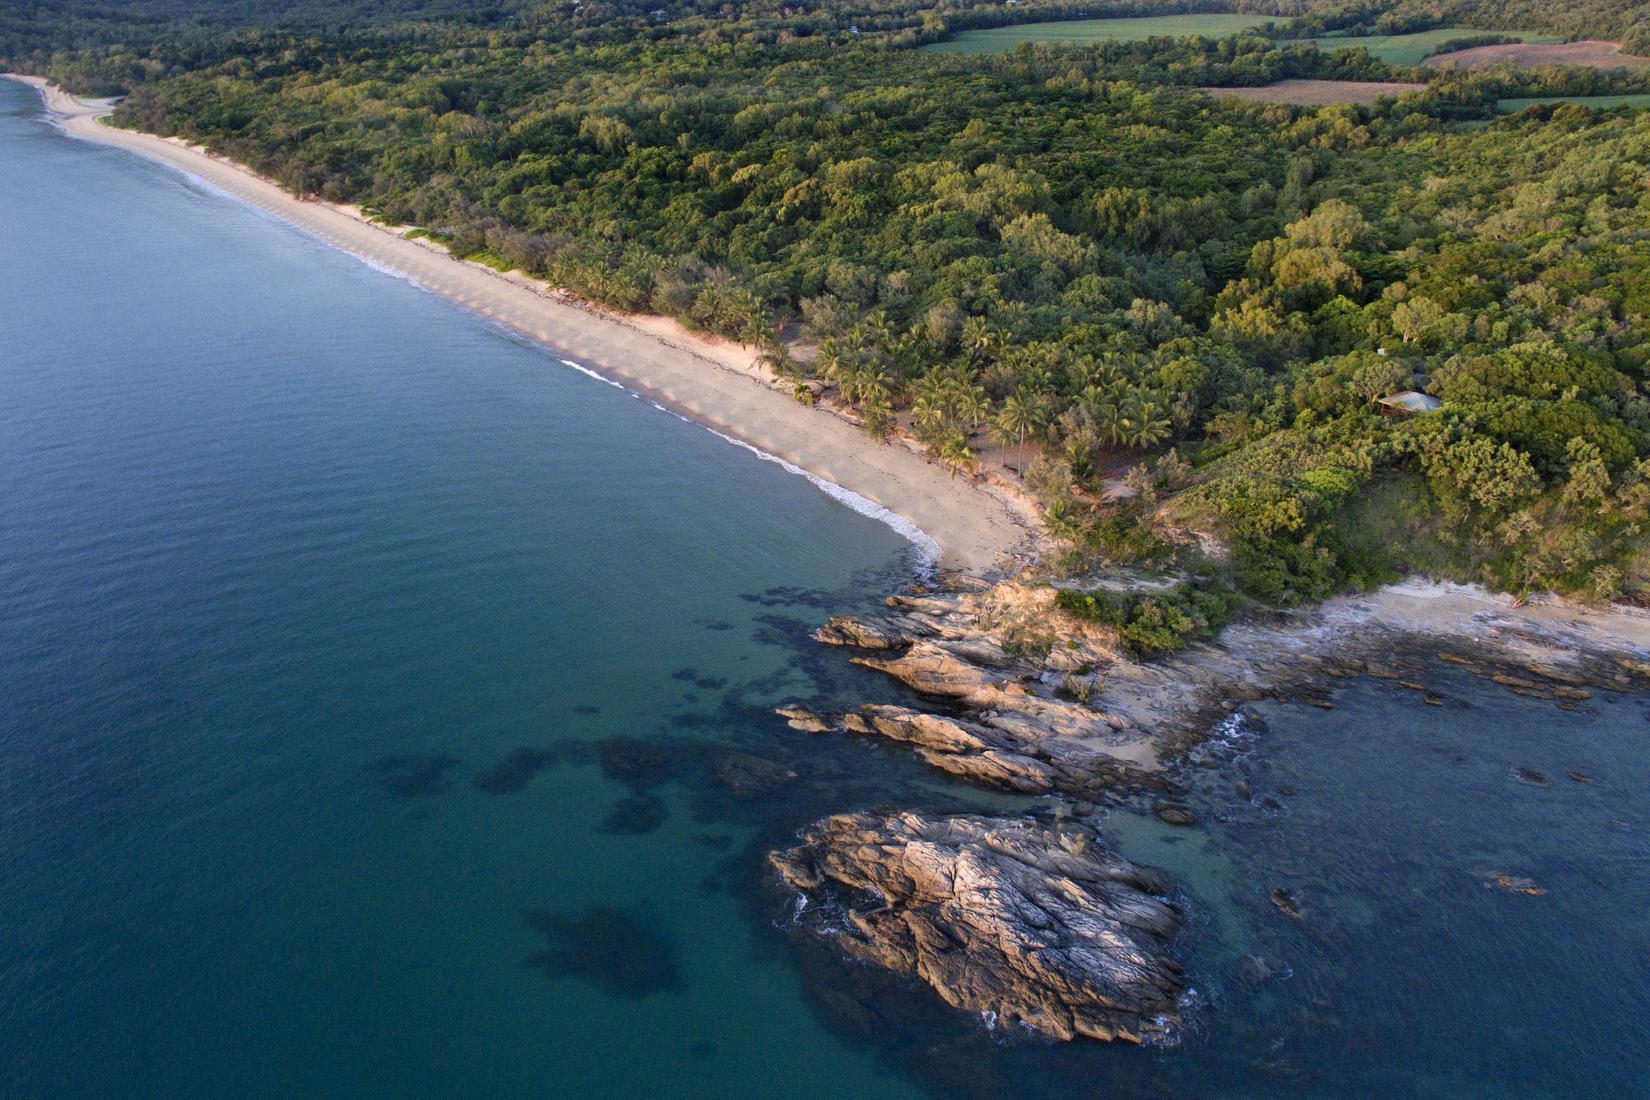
[799,579,1650,798]
[797,584,1169,795]
[770,811,1185,1044]
[777,702,1154,796]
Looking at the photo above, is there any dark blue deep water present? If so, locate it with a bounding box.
[3,80,1648,1099]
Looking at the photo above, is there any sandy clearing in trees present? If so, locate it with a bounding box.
[1200,79,1426,106]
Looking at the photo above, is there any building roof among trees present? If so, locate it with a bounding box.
[1376,391,1442,414]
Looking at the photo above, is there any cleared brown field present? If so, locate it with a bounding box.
[1425,40,1650,70]
[1199,79,1426,106]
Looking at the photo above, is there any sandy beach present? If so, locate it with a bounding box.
[5,74,1037,575]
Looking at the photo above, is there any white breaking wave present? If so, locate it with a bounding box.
[559,357,627,390]
[701,425,942,567]
[351,254,426,290]
[549,353,942,567]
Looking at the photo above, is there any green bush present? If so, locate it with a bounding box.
[1055,582,1240,657]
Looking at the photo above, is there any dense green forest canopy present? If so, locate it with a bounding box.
[8,0,1650,619]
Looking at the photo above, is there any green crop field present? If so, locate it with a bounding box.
[1497,94,1650,112]
[1296,27,1560,67]
[920,13,1269,54]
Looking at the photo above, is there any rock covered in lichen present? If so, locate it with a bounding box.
[770,811,1185,1044]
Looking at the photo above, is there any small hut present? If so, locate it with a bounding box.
[1375,391,1441,416]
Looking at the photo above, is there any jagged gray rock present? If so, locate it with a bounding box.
[779,702,1153,796]
[771,811,1185,1043]
[802,584,1165,795]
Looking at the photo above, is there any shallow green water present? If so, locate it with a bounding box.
[4,79,1648,1099]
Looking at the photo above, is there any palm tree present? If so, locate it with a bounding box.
[859,388,894,438]
[996,392,1041,471]
[939,434,978,479]
[956,383,991,431]
[1043,498,1083,543]
[725,289,769,345]
[1093,398,1124,446]
[849,365,892,411]
[816,339,854,395]
[755,338,796,379]
[961,316,993,364]
[1120,397,1171,450]
[692,284,728,330]
[911,393,947,440]
[1078,382,1113,421]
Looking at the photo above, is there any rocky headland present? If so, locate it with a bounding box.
[769,574,1650,1044]
[770,811,1185,1044]
[783,578,1650,801]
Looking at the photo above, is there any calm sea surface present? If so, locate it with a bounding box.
[3,80,1647,1099]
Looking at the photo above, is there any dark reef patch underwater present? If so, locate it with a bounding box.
[369,753,461,799]
[520,905,682,998]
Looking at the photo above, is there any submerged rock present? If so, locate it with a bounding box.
[368,753,459,799]
[1270,888,1304,919]
[710,750,797,799]
[599,793,669,834]
[1478,872,1547,897]
[1155,806,1198,826]
[1235,954,1274,987]
[770,811,1184,1044]
[595,735,697,789]
[521,904,680,997]
[472,746,562,794]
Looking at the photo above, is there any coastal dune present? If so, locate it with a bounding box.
[6,75,1034,574]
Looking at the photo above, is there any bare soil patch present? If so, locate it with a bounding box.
[1425,40,1650,70]
[1200,79,1426,106]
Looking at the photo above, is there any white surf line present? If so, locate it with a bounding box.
[482,325,941,563]
[702,425,944,566]
[556,347,945,567]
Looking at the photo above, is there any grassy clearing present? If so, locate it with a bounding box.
[1296,27,1560,67]
[1428,41,1649,71]
[1497,93,1650,112]
[920,13,1268,54]
[1336,472,1469,584]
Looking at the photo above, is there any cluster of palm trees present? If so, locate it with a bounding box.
[814,313,907,437]
[690,283,775,347]
[910,365,991,479]
[808,313,1176,480]
[910,365,989,434]
[1076,386,1173,451]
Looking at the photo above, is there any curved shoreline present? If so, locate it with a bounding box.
[4,74,1038,575]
